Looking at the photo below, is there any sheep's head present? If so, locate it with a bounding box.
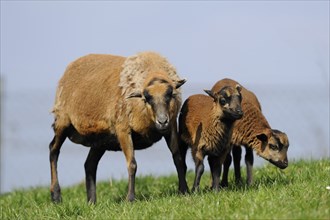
[256,129,289,169]
[128,77,186,133]
[204,84,243,120]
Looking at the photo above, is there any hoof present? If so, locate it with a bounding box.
[220,181,228,188]
[51,192,62,203]
[126,194,135,202]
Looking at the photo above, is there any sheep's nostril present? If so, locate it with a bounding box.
[156,116,169,126]
[156,116,169,132]
[157,119,168,125]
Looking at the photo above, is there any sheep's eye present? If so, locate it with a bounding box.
[220,98,226,105]
[165,87,174,102]
[143,91,152,103]
[269,144,278,150]
[165,94,172,103]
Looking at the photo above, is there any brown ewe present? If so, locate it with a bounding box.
[49,52,188,203]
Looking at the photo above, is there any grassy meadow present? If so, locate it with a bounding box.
[1,159,329,219]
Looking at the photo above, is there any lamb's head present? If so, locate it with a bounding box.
[204,84,243,120]
[256,129,289,169]
[128,76,186,133]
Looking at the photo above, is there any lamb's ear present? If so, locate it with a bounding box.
[256,133,268,143]
[235,84,242,93]
[204,89,217,100]
[127,92,143,99]
[175,79,187,89]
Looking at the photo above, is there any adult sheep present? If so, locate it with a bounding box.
[211,78,289,187]
[178,83,243,191]
[49,51,188,203]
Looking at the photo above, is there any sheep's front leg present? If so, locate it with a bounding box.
[117,128,137,202]
[165,124,188,194]
[208,155,222,191]
[221,153,232,187]
[84,147,105,204]
[232,145,242,184]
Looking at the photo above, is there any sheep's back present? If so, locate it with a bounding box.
[53,54,126,134]
[180,94,224,149]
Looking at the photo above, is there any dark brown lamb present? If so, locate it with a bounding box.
[179,81,243,191]
[211,78,289,187]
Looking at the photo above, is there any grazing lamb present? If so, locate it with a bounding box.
[49,51,188,203]
[211,78,289,187]
[179,83,243,191]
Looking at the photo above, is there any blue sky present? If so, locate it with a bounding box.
[1,1,329,91]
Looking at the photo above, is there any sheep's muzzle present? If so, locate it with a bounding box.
[155,114,170,133]
[269,158,288,169]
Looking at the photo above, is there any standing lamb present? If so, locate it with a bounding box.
[211,78,289,187]
[49,51,188,203]
[179,83,243,191]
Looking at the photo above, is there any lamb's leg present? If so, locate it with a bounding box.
[245,146,254,186]
[165,125,188,194]
[192,149,204,192]
[84,147,105,204]
[117,128,137,202]
[220,152,232,187]
[232,145,242,185]
[208,155,222,191]
[49,127,67,203]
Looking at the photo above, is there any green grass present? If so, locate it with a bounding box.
[1,159,329,219]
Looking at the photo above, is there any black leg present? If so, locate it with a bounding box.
[192,159,204,192]
[245,146,254,186]
[165,124,188,194]
[232,145,242,185]
[220,153,232,187]
[49,128,67,203]
[208,155,222,191]
[84,147,106,204]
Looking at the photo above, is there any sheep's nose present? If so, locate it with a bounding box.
[157,116,169,126]
[236,109,243,116]
[156,115,169,130]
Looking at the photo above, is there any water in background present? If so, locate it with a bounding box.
[1,83,329,193]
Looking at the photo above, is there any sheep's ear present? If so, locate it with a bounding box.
[175,79,187,89]
[235,84,242,93]
[256,133,268,143]
[204,89,217,100]
[127,92,143,99]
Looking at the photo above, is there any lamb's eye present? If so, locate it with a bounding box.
[220,98,226,105]
[269,144,278,150]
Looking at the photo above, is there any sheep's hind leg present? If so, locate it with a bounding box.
[84,147,105,204]
[245,146,254,186]
[208,155,222,191]
[192,150,204,192]
[49,127,67,203]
